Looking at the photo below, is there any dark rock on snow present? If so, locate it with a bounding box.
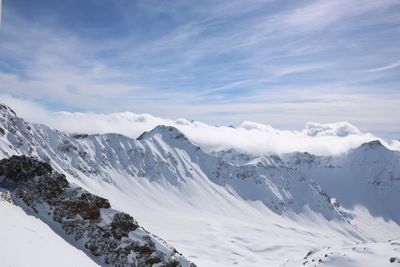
[0,155,194,267]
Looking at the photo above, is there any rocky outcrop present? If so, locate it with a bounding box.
[0,155,194,267]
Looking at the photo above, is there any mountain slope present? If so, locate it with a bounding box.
[0,197,99,267]
[1,103,399,266]
[0,106,347,220]
[0,155,193,267]
[283,141,400,223]
[287,239,400,267]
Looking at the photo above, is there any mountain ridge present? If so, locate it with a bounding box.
[1,102,399,266]
[0,103,349,219]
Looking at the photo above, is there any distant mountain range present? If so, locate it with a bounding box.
[1,102,399,267]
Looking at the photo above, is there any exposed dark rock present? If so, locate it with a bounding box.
[164,260,180,267]
[0,103,16,115]
[111,212,138,239]
[0,155,53,181]
[145,256,162,265]
[390,257,398,263]
[80,192,111,209]
[73,134,89,139]
[15,189,34,208]
[0,155,193,267]
[304,249,315,259]
[62,200,101,220]
[136,131,149,140]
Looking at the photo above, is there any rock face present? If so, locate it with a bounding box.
[0,155,194,267]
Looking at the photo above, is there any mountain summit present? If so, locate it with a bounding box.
[138,125,188,141]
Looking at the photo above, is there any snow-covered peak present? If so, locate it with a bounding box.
[346,139,396,165]
[0,103,17,118]
[137,125,202,156]
[356,140,386,150]
[138,125,189,142]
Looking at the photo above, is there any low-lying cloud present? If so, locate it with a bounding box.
[2,96,399,156]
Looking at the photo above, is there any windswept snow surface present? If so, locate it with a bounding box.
[285,239,400,267]
[0,200,99,267]
[1,103,400,266]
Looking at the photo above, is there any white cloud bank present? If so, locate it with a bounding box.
[1,96,399,156]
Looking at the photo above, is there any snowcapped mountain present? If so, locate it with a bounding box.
[0,105,350,221]
[283,141,400,224]
[0,102,399,267]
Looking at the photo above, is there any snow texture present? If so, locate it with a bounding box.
[0,103,400,267]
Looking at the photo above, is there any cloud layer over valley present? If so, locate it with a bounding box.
[2,96,399,156]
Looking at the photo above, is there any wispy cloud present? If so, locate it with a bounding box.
[0,0,399,136]
[277,0,399,32]
[365,61,400,73]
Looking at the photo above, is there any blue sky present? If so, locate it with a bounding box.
[0,0,399,137]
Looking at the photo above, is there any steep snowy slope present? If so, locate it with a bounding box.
[0,103,399,266]
[0,196,99,267]
[0,155,193,267]
[283,141,400,225]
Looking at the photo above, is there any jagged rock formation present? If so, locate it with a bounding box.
[0,155,194,267]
